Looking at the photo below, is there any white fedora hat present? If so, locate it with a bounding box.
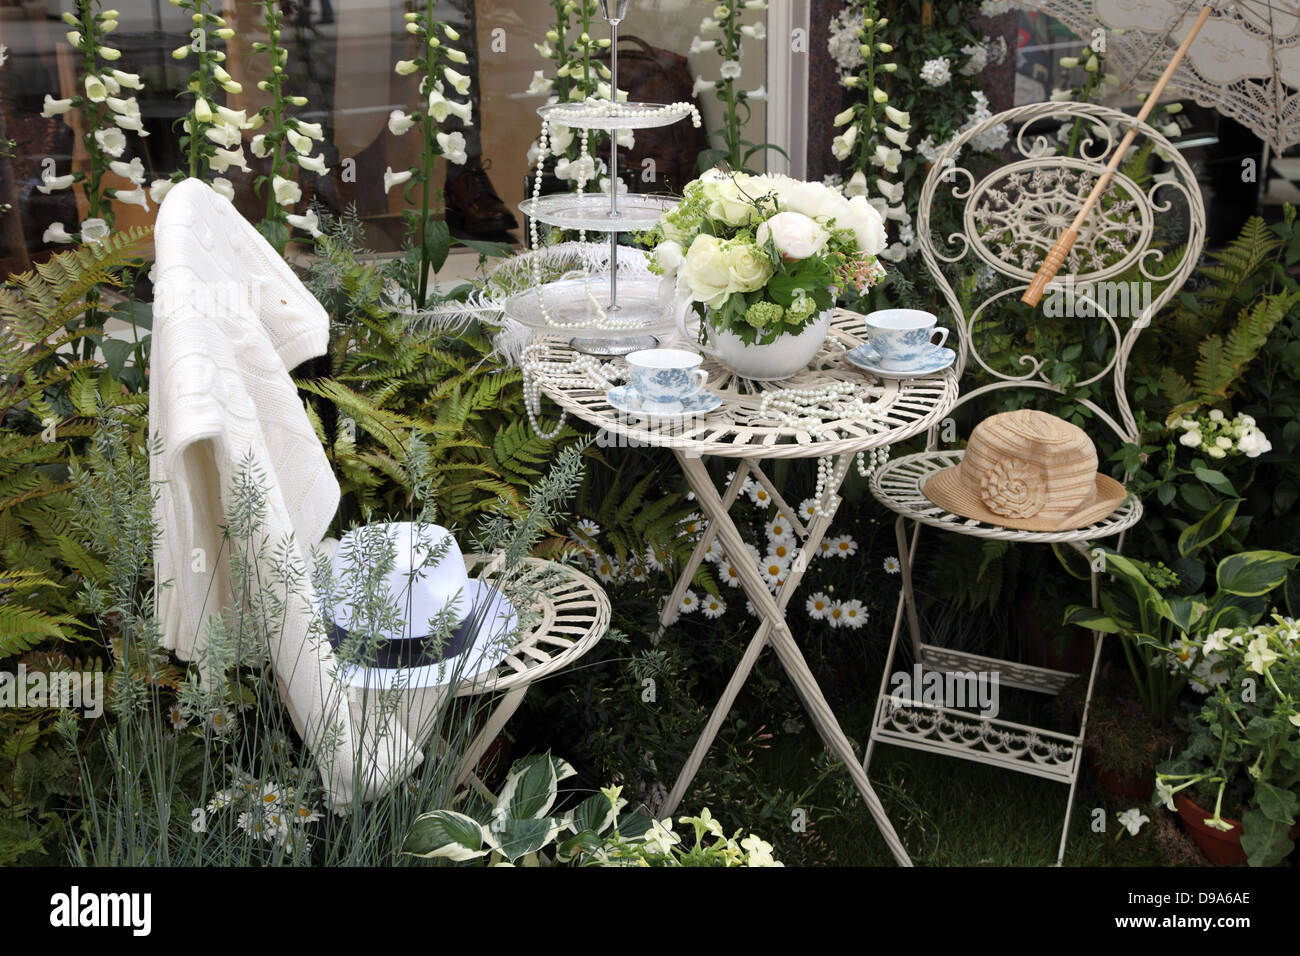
[324,522,517,690]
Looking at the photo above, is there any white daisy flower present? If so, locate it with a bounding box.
[719,561,742,588]
[744,599,757,617]
[628,562,648,583]
[209,709,236,735]
[701,539,722,563]
[574,518,601,540]
[831,535,859,558]
[682,513,705,536]
[765,513,796,542]
[816,539,834,558]
[883,556,901,574]
[702,595,727,619]
[798,498,819,521]
[680,590,699,614]
[749,485,773,508]
[827,602,846,629]
[806,592,831,620]
[594,554,619,583]
[167,703,188,730]
[289,803,322,826]
[645,545,667,572]
[769,540,795,563]
[759,554,789,587]
[840,600,867,629]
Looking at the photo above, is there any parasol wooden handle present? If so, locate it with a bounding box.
[1022,228,1079,307]
[1021,3,1213,308]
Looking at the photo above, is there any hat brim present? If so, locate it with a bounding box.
[923,464,1128,533]
[335,578,518,690]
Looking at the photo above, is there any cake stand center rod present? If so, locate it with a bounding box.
[602,0,628,313]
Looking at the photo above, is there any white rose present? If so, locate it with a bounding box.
[653,240,684,275]
[700,176,756,227]
[725,241,774,292]
[757,211,828,260]
[680,234,733,308]
[844,195,887,256]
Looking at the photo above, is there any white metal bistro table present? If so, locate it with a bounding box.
[522,310,959,866]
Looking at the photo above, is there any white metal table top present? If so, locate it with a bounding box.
[523,310,960,461]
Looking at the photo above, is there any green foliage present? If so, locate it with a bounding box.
[301,214,579,533]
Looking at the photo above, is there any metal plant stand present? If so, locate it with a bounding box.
[861,101,1207,865]
[523,310,960,866]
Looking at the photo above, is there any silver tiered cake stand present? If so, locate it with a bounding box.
[508,0,694,356]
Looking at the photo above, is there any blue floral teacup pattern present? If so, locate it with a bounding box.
[625,348,709,413]
[865,309,950,370]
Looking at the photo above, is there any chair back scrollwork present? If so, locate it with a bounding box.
[916,101,1206,445]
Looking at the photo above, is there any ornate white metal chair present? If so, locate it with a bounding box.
[863,102,1206,863]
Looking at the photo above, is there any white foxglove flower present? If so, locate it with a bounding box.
[205,123,242,148]
[844,170,869,197]
[833,106,856,127]
[746,85,766,101]
[526,140,544,165]
[436,131,467,165]
[287,208,322,238]
[383,166,412,194]
[615,128,635,149]
[84,74,108,102]
[831,125,859,161]
[286,129,313,153]
[883,125,910,149]
[297,153,329,175]
[105,95,139,116]
[444,67,471,95]
[876,179,904,204]
[395,59,417,75]
[210,177,235,201]
[427,89,451,122]
[93,127,127,157]
[114,186,149,210]
[533,41,553,59]
[43,222,76,243]
[215,106,250,128]
[80,218,109,244]
[741,23,766,40]
[446,98,473,125]
[100,73,120,96]
[549,124,573,153]
[273,175,302,206]
[445,48,469,65]
[1049,87,1072,102]
[719,60,742,81]
[193,97,213,124]
[689,36,712,55]
[41,95,73,118]
[250,134,271,158]
[884,106,911,130]
[113,113,148,134]
[109,157,146,184]
[209,145,250,173]
[110,69,143,90]
[149,178,175,203]
[388,110,415,136]
[598,175,628,195]
[527,70,552,95]
[699,16,719,33]
[296,121,324,140]
[692,76,716,97]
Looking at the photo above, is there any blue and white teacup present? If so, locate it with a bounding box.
[864,309,950,370]
[625,348,709,414]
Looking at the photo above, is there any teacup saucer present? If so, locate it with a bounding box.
[607,385,723,420]
[845,342,956,380]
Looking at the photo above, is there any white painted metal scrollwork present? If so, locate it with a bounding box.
[918,100,1206,443]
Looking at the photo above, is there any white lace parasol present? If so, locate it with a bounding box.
[1020,0,1300,154]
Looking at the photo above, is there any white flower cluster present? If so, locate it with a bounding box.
[960,35,1008,78]
[689,1,769,105]
[914,90,1008,173]
[1171,409,1272,460]
[40,9,151,246]
[826,6,867,78]
[979,0,1021,16]
[203,767,322,855]
[919,56,952,88]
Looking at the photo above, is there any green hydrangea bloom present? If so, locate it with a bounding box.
[785,295,817,324]
[744,301,784,329]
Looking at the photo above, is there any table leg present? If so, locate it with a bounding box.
[670,452,913,866]
[658,462,754,633]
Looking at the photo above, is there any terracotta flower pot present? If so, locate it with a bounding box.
[1174,792,1300,865]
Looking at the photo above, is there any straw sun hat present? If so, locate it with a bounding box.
[923,410,1128,533]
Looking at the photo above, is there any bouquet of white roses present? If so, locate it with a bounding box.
[647,169,887,346]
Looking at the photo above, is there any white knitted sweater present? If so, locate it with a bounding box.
[149,179,422,806]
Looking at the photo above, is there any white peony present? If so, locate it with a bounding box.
[757,211,828,260]
[844,195,887,256]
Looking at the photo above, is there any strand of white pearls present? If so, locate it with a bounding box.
[544,97,702,129]
[522,346,625,440]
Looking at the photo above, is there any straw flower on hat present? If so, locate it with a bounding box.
[923,409,1127,532]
